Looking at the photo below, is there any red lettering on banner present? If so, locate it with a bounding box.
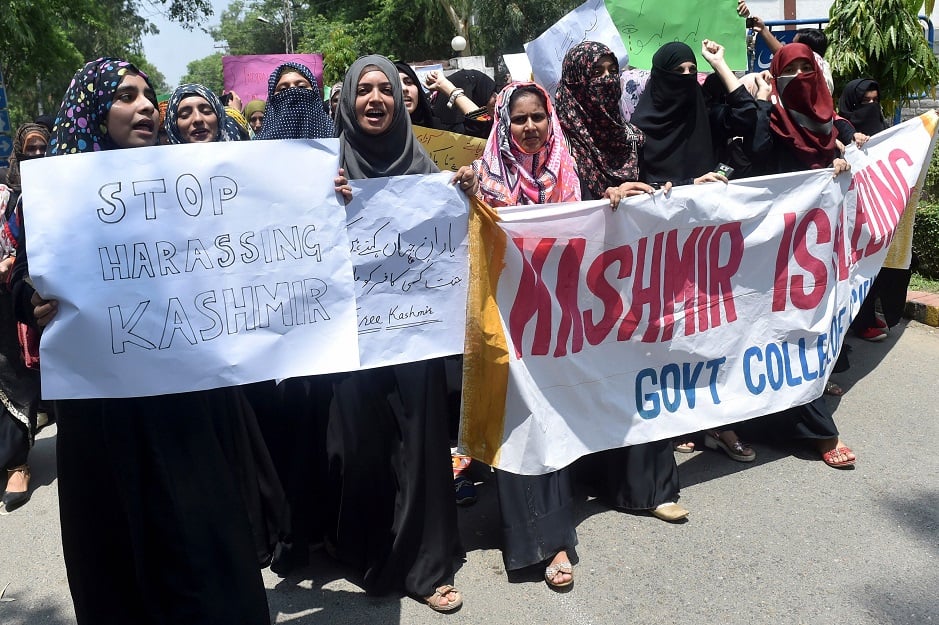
[773,212,796,312]
[618,233,664,342]
[660,227,706,341]
[791,208,831,309]
[508,237,555,358]
[833,201,849,281]
[511,223,745,356]
[707,223,744,327]
[584,245,632,345]
[554,238,586,357]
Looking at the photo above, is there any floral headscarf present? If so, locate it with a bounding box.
[164,83,242,144]
[556,41,644,198]
[256,62,334,140]
[49,57,155,155]
[474,82,580,207]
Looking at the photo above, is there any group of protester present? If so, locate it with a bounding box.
[0,3,905,622]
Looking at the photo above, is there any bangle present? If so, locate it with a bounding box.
[447,88,465,109]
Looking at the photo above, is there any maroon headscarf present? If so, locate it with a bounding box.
[769,43,837,169]
[556,41,644,198]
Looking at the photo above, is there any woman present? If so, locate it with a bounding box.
[394,62,439,129]
[244,98,266,134]
[163,83,242,144]
[327,54,472,612]
[0,123,46,514]
[766,43,850,175]
[554,41,692,521]
[473,81,582,588]
[839,79,904,341]
[256,62,334,140]
[555,41,652,205]
[426,68,497,139]
[12,58,276,623]
[740,44,856,469]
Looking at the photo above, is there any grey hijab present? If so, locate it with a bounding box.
[335,55,437,180]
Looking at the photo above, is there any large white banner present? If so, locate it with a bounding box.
[347,174,469,369]
[460,113,938,474]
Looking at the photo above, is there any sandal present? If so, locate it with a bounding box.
[544,560,573,589]
[821,446,856,468]
[673,440,695,453]
[424,585,462,612]
[703,431,755,462]
[824,381,844,396]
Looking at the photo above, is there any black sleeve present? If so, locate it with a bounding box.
[749,100,775,161]
[718,85,758,138]
[835,117,856,145]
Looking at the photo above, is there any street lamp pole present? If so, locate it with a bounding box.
[282,0,294,55]
[257,1,294,55]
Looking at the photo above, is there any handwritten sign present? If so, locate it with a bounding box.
[347,174,469,369]
[604,0,747,70]
[413,126,487,172]
[222,54,325,102]
[525,0,630,101]
[22,139,359,399]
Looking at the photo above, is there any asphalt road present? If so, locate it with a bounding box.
[2,319,937,625]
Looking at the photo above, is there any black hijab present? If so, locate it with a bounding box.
[838,78,888,136]
[335,55,438,180]
[430,69,496,126]
[631,42,715,184]
[393,61,437,128]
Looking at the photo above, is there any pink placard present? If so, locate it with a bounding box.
[222,54,325,102]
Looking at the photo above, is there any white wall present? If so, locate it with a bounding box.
[742,0,939,22]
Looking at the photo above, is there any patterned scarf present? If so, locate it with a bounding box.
[164,83,242,144]
[475,82,580,207]
[256,62,334,140]
[49,58,153,155]
[556,41,644,199]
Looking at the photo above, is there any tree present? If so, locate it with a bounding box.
[827,0,939,117]
[0,0,214,126]
[474,0,581,63]
[181,53,225,95]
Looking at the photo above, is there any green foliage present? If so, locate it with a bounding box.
[913,203,939,278]
[827,0,939,118]
[474,0,581,62]
[1,0,213,126]
[297,16,366,85]
[180,53,225,94]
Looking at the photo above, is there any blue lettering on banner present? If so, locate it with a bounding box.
[635,357,725,419]
[742,306,849,395]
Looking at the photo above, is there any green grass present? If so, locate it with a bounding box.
[909,271,939,293]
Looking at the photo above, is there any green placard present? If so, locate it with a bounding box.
[605,0,747,70]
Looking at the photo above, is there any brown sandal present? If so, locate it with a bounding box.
[424,584,462,612]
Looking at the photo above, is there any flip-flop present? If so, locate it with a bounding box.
[674,441,695,453]
[821,446,856,468]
